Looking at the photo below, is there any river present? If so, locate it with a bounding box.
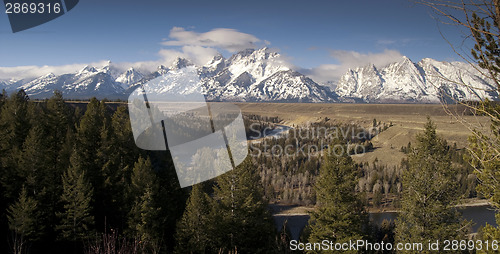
[273,205,498,240]
[249,124,292,142]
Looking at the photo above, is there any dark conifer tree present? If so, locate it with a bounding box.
[72,98,109,230]
[127,156,162,253]
[0,90,31,202]
[307,141,368,254]
[174,183,213,254]
[99,105,141,229]
[395,117,465,253]
[7,187,42,254]
[210,158,276,253]
[56,152,95,242]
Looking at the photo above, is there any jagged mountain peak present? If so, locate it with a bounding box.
[170,57,193,70]
[156,65,169,75]
[43,73,56,78]
[228,47,279,63]
[115,68,144,87]
[232,48,257,58]
[206,54,225,65]
[101,60,112,72]
[77,62,115,76]
[79,65,97,74]
[212,53,224,61]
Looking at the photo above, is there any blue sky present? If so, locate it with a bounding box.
[0,0,467,81]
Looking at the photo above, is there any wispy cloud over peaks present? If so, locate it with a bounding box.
[329,49,404,70]
[304,49,404,84]
[159,27,269,66]
[162,27,266,53]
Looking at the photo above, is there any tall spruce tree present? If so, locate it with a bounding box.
[154,150,189,252]
[127,156,162,253]
[17,116,61,242]
[395,118,465,253]
[0,90,30,151]
[174,183,213,254]
[0,90,31,202]
[99,105,141,229]
[7,187,41,254]
[45,91,74,175]
[0,89,6,111]
[57,151,95,242]
[210,158,276,253]
[72,98,110,230]
[307,141,368,253]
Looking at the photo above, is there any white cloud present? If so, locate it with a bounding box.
[181,46,220,65]
[330,49,404,68]
[306,49,404,84]
[157,27,267,66]
[157,49,188,65]
[162,27,264,53]
[0,61,110,80]
[157,45,220,66]
[112,60,164,74]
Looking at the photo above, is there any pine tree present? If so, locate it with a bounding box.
[57,152,95,242]
[395,117,465,253]
[99,105,141,229]
[174,183,213,254]
[110,105,141,168]
[154,151,189,252]
[307,141,368,253]
[127,156,162,252]
[0,90,31,202]
[0,90,30,151]
[17,116,63,242]
[0,89,6,110]
[45,91,74,175]
[7,187,41,254]
[72,98,109,229]
[18,124,50,195]
[73,97,106,188]
[210,158,276,253]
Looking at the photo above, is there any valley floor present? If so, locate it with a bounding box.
[235,102,491,167]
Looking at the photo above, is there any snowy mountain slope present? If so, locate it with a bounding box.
[335,56,498,103]
[18,64,126,99]
[0,80,9,90]
[128,48,336,102]
[115,68,144,88]
[248,70,334,102]
[418,58,498,101]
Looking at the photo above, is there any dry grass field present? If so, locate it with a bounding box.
[235,103,491,167]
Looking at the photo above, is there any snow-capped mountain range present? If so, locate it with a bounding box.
[0,48,497,103]
[335,56,498,103]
